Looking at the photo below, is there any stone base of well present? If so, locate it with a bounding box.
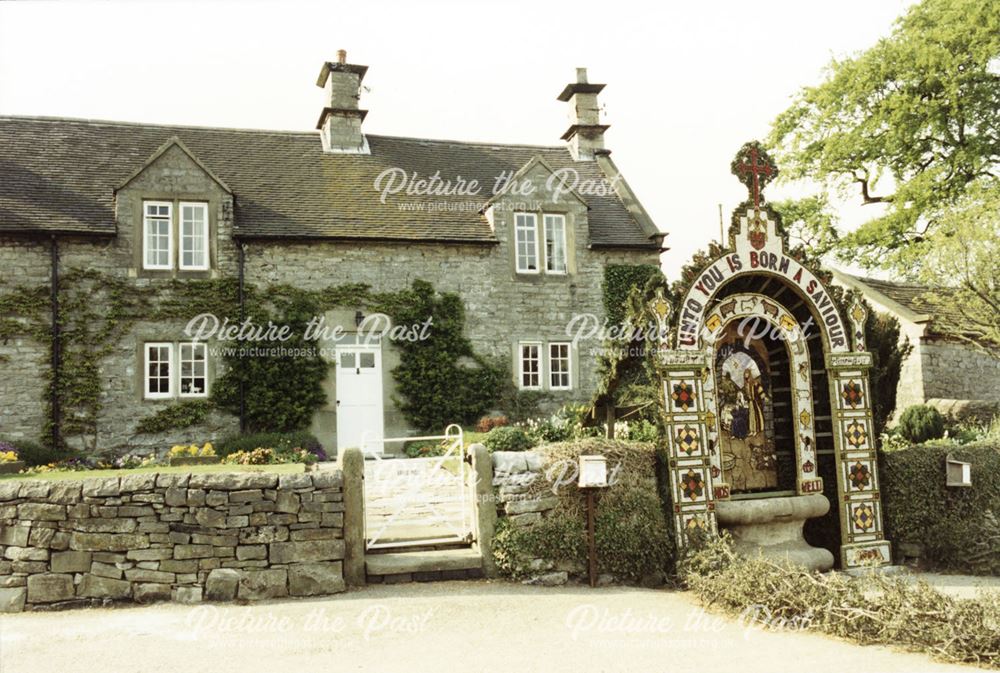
[715,494,834,572]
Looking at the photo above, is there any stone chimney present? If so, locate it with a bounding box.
[557,68,609,161]
[315,50,369,154]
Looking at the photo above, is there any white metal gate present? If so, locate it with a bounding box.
[363,424,475,550]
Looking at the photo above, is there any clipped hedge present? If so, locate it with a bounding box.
[880,442,1000,573]
[492,438,675,583]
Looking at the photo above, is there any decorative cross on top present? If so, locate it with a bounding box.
[731,141,778,208]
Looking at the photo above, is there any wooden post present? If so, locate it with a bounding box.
[586,489,597,587]
[605,403,615,439]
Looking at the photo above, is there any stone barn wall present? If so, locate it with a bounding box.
[919,339,1000,405]
[0,470,346,612]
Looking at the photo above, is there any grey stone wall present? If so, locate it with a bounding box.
[919,339,1000,404]
[0,469,345,612]
[0,237,51,443]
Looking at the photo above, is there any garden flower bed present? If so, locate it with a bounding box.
[0,463,306,481]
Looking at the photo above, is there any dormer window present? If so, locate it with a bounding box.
[143,202,172,270]
[180,203,209,270]
[142,200,210,271]
[515,212,569,275]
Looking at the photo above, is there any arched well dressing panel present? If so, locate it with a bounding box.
[656,143,891,569]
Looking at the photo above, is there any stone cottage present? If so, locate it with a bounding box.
[0,53,664,456]
[831,270,1000,422]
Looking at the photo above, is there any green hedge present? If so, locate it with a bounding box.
[880,442,1000,573]
[492,438,675,582]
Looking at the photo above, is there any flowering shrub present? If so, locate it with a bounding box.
[0,449,19,463]
[168,442,216,458]
[475,415,510,433]
[221,446,316,466]
[482,426,535,452]
[222,448,277,465]
[514,404,660,445]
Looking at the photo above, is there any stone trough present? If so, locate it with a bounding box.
[715,494,835,572]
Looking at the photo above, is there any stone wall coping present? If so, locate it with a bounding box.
[0,469,343,502]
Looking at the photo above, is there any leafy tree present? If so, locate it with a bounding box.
[770,196,839,254]
[866,310,912,437]
[917,182,1000,353]
[769,0,1000,270]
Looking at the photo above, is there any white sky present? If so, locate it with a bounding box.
[0,0,913,279]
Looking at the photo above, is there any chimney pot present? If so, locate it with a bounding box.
[337,49,347,64]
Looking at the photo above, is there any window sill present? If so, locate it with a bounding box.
[134,268,216,280]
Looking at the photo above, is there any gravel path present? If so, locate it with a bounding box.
[0,581,976,673]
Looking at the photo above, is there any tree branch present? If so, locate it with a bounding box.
[854,173,893,204]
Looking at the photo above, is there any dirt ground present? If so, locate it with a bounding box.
[0,580,979,673]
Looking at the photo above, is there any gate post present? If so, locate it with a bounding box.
[469,443,498,578]
[338,447,366,586]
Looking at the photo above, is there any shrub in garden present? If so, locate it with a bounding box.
[482,426,535,452]
[0,442,19,463]
[475,415,509,433]
[3,438,71,467]
[222,448,277,465]
[222,446,317,466]
[168,442,216,458]
[217,431,323,458]
[898,404,945,443]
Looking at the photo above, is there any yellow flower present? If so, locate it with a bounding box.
[200,442,215,457]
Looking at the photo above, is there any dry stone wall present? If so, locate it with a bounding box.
[0,470,346,612]
[491,451,578,586]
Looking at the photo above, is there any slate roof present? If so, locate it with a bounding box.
[0,116,662,247]
[847,275,967,337]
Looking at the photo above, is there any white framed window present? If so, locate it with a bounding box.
[543,214,567,274]
[144,343,173,399]
[514,213,539,273]
[518,342,542,390]
[143,202,172,270]
[179,202,209,270]
[178,342,208,397]
[549,342,572,390]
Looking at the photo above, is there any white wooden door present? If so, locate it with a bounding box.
[335,345,384,454]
